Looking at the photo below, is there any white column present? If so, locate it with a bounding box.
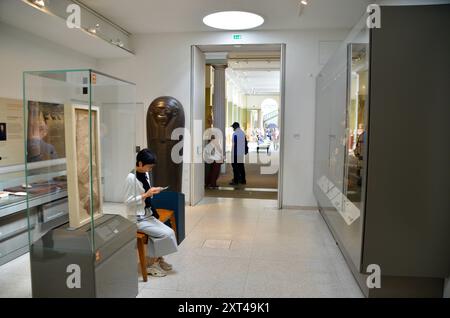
[258,109,263,129]
[213,64,227,154]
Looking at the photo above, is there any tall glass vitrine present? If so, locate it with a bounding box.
[23,69,139,298]
[314,18,370,273]
[314,5,450,297]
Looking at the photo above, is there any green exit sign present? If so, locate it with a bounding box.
[233,34,242,40]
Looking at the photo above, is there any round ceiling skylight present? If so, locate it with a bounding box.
[203,11,264,30]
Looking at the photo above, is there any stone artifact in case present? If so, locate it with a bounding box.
[64,104,103,228]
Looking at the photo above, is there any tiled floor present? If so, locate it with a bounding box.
[0,197,363,298]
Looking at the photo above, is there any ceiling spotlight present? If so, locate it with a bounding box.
[30,0,45,8]
[203,11,264,30]
[111,39,124,47]
[298,0,309,16]
[88,24,100,35]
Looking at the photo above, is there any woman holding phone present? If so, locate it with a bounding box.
[124,148,178,277]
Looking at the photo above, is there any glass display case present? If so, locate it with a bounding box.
[314,5,450,297]
[0,101,27,266]
[314,18,369,272]
[23,69,139,297]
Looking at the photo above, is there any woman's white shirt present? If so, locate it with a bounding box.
[123,171,150,222]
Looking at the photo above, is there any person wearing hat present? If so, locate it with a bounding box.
[230,122,248,186]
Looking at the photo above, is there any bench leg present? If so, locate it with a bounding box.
[137,237,147,282]
[169,214,178,242]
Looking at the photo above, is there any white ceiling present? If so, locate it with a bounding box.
[227,59,280,95]
[80,0,372,34]
[228,69,280,95]
[201,45,281,95]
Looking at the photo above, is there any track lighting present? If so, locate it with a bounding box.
[298,0,309,16]
[29,0,45,8]
[88,23,100,34]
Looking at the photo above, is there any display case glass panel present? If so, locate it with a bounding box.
[313,18,369,271]
[23,69,137,251]
[344,43,369,213]
[0,98,27,213]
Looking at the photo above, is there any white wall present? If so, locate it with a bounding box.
[97,28,348,207]
[0,22,97,99]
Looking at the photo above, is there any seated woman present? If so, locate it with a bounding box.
[123,148,178,277]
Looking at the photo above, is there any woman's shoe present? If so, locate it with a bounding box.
[158,257,173,271]
[147,264,167,277]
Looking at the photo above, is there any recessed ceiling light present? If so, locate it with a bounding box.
[301,0,308,5]
[203,11,264,30]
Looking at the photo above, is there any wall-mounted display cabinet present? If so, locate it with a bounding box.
[314,5,450,297]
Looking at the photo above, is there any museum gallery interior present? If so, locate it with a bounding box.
[0,0,449,299]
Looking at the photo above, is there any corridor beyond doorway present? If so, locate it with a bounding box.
[207,150,279,199]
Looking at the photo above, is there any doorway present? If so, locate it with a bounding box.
[190,44,286,207]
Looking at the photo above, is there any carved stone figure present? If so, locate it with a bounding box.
[147,96,185,192]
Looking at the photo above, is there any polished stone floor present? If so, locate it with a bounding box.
[0,197,363,298]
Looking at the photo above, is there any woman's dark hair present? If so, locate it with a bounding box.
[136,148,157,166]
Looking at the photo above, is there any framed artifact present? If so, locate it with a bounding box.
[64,104,103,229]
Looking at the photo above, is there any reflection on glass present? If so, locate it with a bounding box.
[3,101,69,199]
[27,101,65,162]
[344,43,368,211]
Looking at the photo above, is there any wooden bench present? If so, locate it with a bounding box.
[257,143,270,154]
[136,209,177,282]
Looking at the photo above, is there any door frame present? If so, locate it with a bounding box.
[189,43,287,209]
[189,45,206,206]
[277,43,286,209]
